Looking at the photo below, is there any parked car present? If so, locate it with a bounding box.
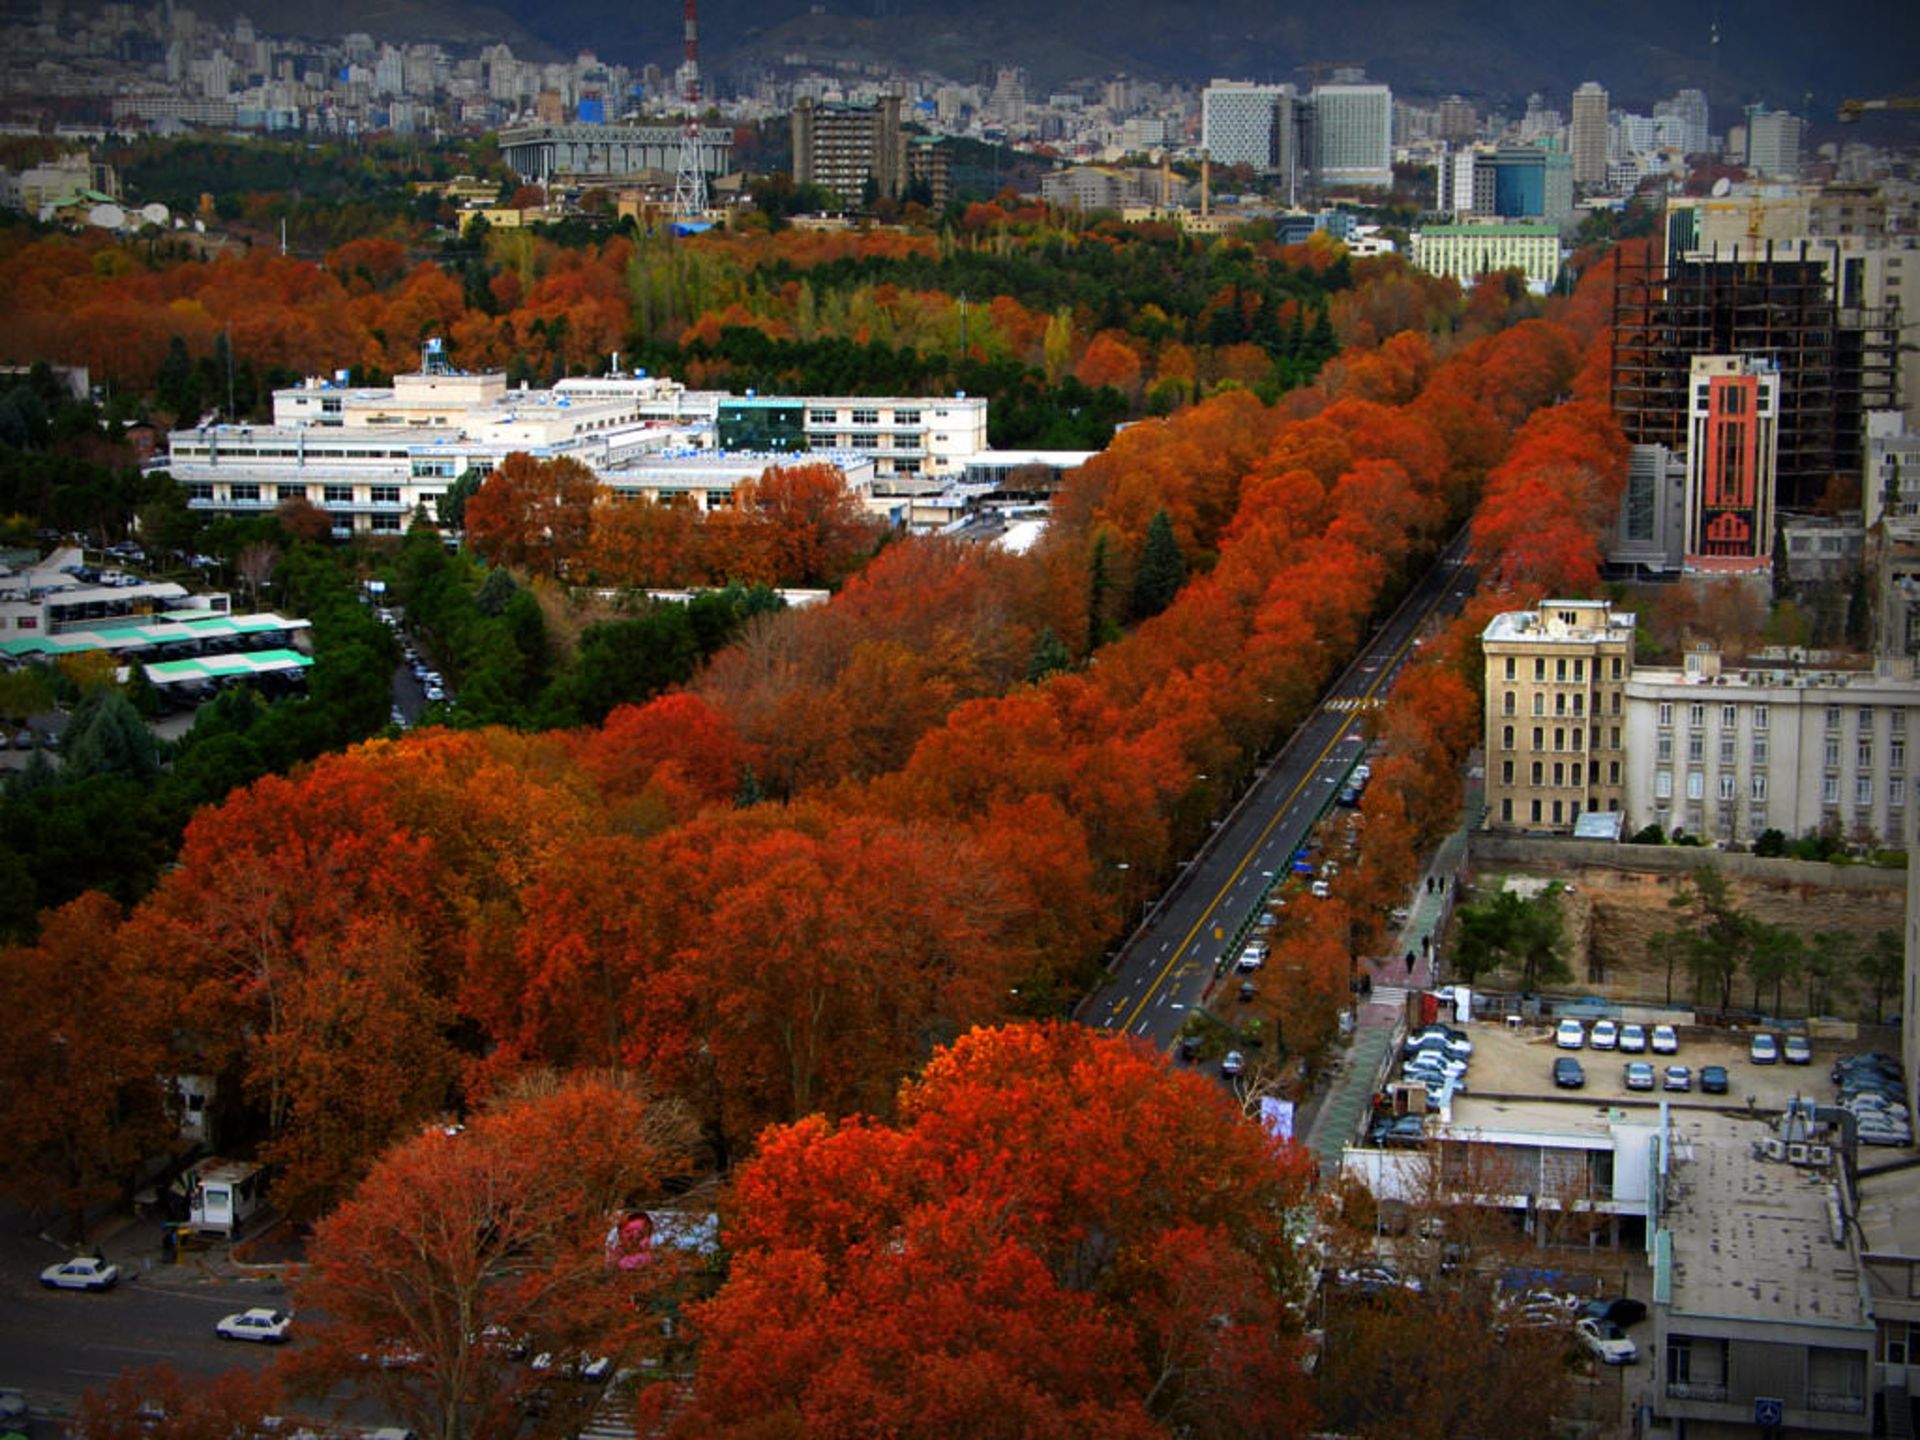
[1220,1050,1245,1077]
[1575,1317,1639,1365]
[1618,1024,1647,1053]
[1651,1025,1680,1055]
[1749,1033,1779,1065]
[1555,1019,1586,1050]
[216,1308,293,1344]
[1553,1057,1586,1089]
[1783,1034,1813,1066]
[1590,1019,1620,1051]
[40,1255,118,1291]
[1579,1296,1649,1327]
[1664,1065,1692,1093]
[1700,1065,1730,1094]
[1623,1061,1655,1092]
[1310,880,1331,899]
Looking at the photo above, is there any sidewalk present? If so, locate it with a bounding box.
[68,1207,299,1292]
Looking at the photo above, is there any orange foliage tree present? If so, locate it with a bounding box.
[464,452,599,578]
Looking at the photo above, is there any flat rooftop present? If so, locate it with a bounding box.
[1852,1167,1920,1259]
[1664,1108,1866,1327]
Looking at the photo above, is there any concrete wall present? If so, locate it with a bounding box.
[1469,833,1907,893]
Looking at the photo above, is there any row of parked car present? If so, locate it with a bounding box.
[1399,1024,1473,1105]
[1832,1052,1913,1146]
[1554,1019,1680,1054]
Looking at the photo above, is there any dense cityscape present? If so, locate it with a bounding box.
[1,2,1919,1438]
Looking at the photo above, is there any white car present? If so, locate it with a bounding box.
[1590,1019,1619,1051]
[1618,1024,1647,1053]
[40,1255,118,1290]
[1555,1019,1586,1050]
[1235,947,1266,972]
[216,1308,293,1344]
[1651,1025,1679,1055]
[1310,880,1331,899]
[1220,1050,1245,1077]
[1575,1317,1638,1365]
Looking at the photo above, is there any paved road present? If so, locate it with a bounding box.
[1076,535,1478,1056]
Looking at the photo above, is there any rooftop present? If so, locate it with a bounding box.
[1483,602,1636,645]
[1851,1167,1920,1260]
[1663,1108,1866,1327]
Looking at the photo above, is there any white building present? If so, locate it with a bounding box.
[1200,79,1293,171]
[1746,104,1805,180]
[1310,83,1391,189]
[1865,411,1920,528]
[1622,647,1920,847]
[1409,223,1563,294]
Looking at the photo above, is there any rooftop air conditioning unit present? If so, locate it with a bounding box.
[1763,1138,1788,1162]
[1788,1142,1811,1166]
[1809,1144,1834,1167]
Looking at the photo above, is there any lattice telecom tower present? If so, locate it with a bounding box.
[671,0,708,219]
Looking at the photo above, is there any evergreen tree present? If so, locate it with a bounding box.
[1086,531,1113,654]
[60,691,162,784]
[1131,509,1186,621]
[1026,627,1071,683]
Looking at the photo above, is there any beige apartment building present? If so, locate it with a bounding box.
[1481,600,1636,834]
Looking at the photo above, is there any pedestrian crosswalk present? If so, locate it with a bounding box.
[580,1385,637,1440]
[1325,697,1385,712]
[1368,984,1411,1009]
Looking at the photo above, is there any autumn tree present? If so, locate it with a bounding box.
[662,1023,1318,1439]
[0,892,177,1239]
[288,1071,699,1440]
[464,452,599,577]
[78,1366,281,1440]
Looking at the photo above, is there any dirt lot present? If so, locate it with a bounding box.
[1455,861,1906,1014]
[1450,1017,1878,1114]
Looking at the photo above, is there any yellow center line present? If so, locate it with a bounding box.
[1113,576,1460,1037]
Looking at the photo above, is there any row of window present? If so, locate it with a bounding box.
[809,409,922,427]
[186,484,408,505]
[1501,759,1624,788]
[1654,734,1908,771]
[1657,701,1907,735]
[1502,689,1615,718]
[1498,796,1621,825]
[1653,770,1908,807]
[1500,654,1626,683]
[1499,725,1621,753]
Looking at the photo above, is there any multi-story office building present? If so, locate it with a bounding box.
[1622,648,1919,847]
[1409,223,1564,293]
[792,94,906,206]
[1309,83,1391,190]
[1745,104,1805,180]
[1654,86,1711,157]
[1436,144,1572,225]
[716,394,989,492]
[1866,411,1920,528]
[1608,442,1688,576]
[1570,81,1610,191]
[496,122,733,186]
[1200,80,1293,170]
[1481,601,1636,834]
[1682,355,1780,572]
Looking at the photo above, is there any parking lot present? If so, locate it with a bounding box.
[1441,1019,1883,1118]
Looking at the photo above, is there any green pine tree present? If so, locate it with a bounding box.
[1026,627,1071,683]
[1131,509,1187,621]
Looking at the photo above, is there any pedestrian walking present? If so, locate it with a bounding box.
[1405,951,1415,975]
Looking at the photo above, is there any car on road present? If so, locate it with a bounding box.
[1590,1019,1620,1051]
[425,685,447,702]
[1575,1317,1638,1365]
[40,1255,118,1290]
[1651,1025,1679,1055]
[1555,1018,1586,1050]
[1783,1034,1812,1066]
[1220,1050,1245,1077]
[1700,1064,1730,1094]
[1553,1057,1586,1089]
[216,1308,293,1344]
[1664,1065,1692,1093]
[1749,1033,1779,1065]
[1623,1061,1655,1092]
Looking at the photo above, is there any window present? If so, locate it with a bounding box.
[1658,702,1674,728]
[808,409,837,425]
[1753,738,1769,765]
[186,483,213,502]
[1530,799,1542,824]
[1572,694,1585,717]
[1893,778,1906,808]
[1504,657,1516,681]
[894,410,920,425]
[1655,770,1673,800]
[1687,735,1704,764]
[851,435,876,449]
[278,485,308,502]
[1556,658,1567,682]
[1531,761,1544,785]
[1719,774,1737,800]
[1689,703,1705,728]
[1611,656,1623,680]
[1860,706,1876,732]
[1754,704,1769,731]
[1501,761,1514,784]
[1552,762,1565,786]
[894,459,920,475]
[1826,740,1842,768]
[1534,658,1546,681]
[1858,776,1875,806]
[1611,727,1621,749]
[230,484,260,502]
[1502,725,1514,750]
[1895,742,1907,771]
[1532,727,1544,751]
[1807,1347,1865,1414]
[370,514,401,533]
[1720,736,1735,765]
[370,486,401,505]
[1555,693,1567,717]
[1827,705,1843,730]
[1533,694,1545,717]
[1611,692,1622,716]
[850,408,880,425]
[1657,735,1673,762]
[1609,761,1620,784]
[1553,727,1565,752]
[1751,774,1768,801]
[1894,711,1906,736]
[1686,772,1704,801]
[1572,730,1583,752]
[1501,798,1513,823]
[1503,691,1516,716]
[1573,658,1585,682]
[1883,1320,1913,1366]
[324,484,353,504]
[1824,776,1841,805]
[1860,742,1874,769]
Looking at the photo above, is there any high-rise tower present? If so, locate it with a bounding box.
[1570,81,1610,190]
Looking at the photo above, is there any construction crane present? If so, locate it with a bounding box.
[1837,96,1920,123]
[671,0,708,221]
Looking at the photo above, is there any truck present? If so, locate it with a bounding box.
[173,1158,269,1237]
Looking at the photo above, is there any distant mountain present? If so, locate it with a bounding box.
[490,0,1918,117]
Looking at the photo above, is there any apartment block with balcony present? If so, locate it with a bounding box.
[1481,601,1636,835]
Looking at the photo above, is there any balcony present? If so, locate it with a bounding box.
[1807,1390,1865,1415]
[1664,1382,1728,1402]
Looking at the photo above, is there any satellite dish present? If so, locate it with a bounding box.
[88,202,126,230]
[141,202,169,225]
[1711,176,1732,197]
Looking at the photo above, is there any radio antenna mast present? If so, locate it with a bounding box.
[671,0,708,219]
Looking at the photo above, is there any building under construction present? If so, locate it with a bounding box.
[1611,237,1900,510]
